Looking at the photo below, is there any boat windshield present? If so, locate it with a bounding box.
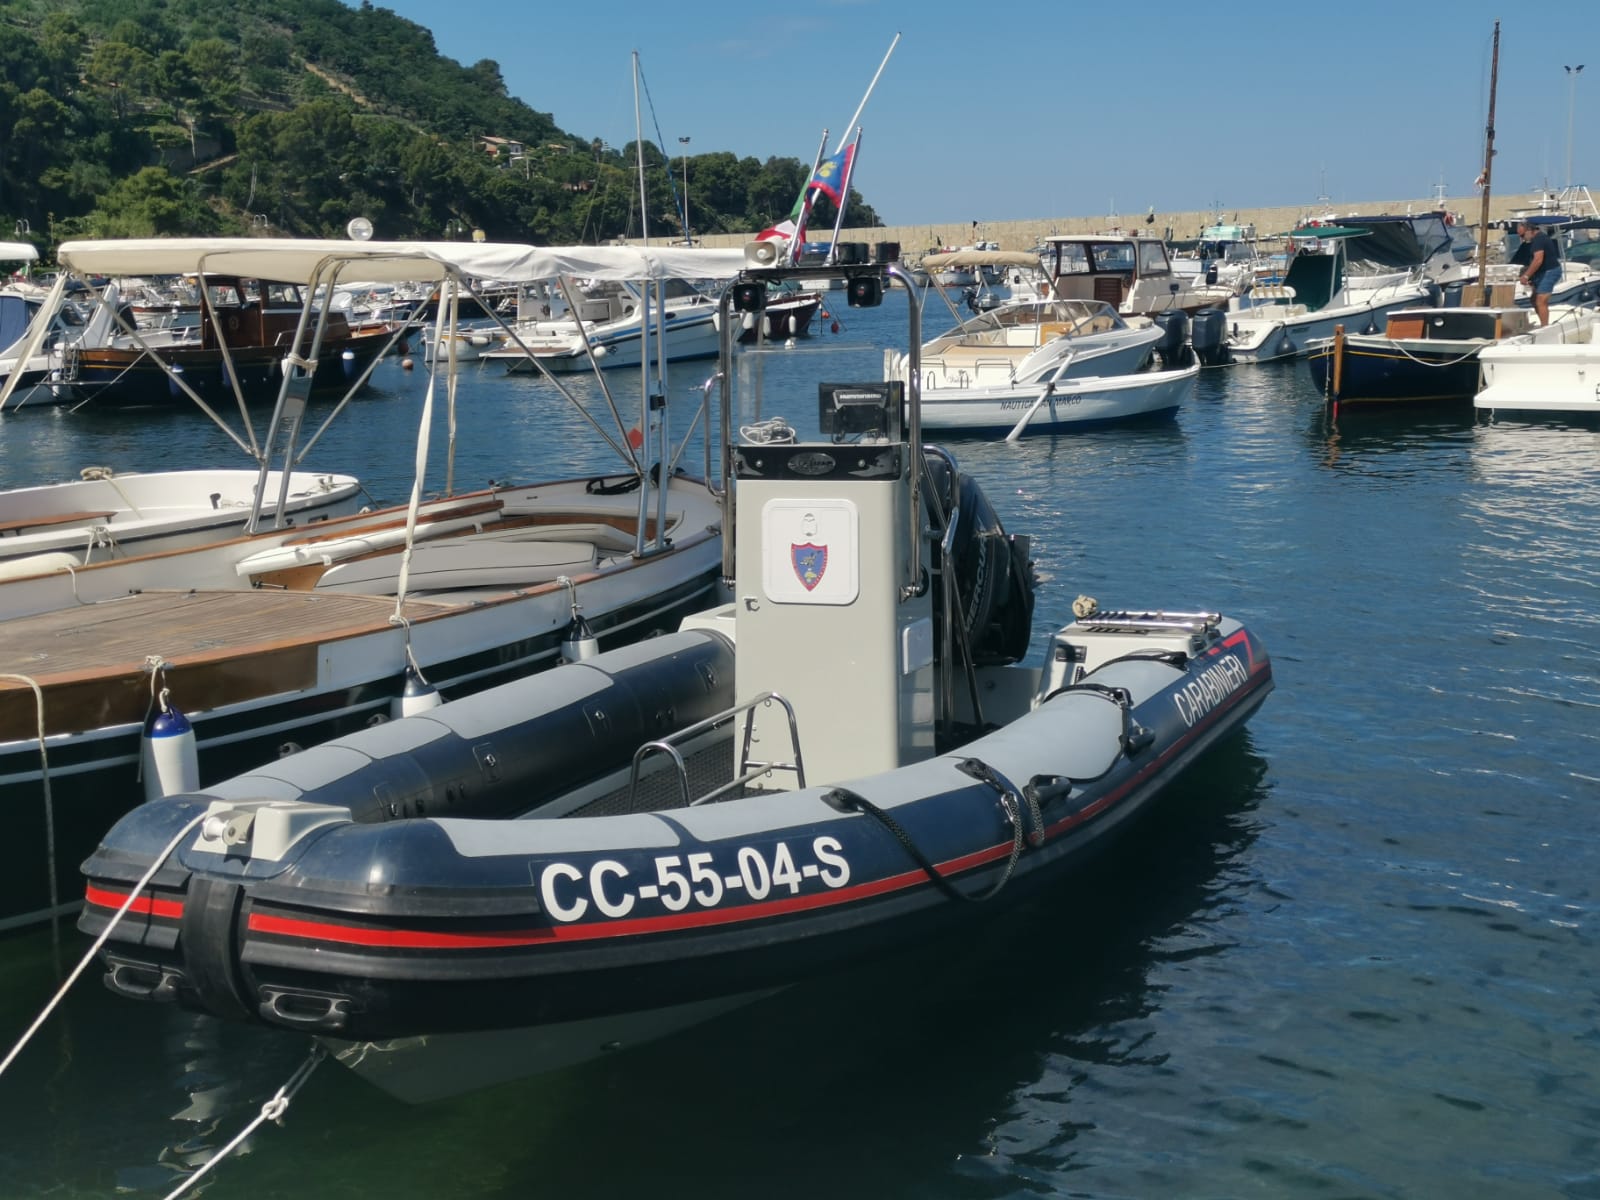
[1052,241,1156,276]
[932,299,1126,348]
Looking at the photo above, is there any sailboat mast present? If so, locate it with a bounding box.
[1475,21,1499,305]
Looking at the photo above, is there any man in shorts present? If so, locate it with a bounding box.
[1517,220,1562,326]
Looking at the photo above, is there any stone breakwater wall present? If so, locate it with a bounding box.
[690,194,1540,259]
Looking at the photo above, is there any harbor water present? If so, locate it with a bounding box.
[1,291,1598,1198]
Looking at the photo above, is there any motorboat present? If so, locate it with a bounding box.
[25,273,395,410]
[480,276,720,373]
[1195,213,1476,366]
[892,297,1165,388]
[916,361,1198,435]
[78,257,1273,1103]
[881,294,1187,436]
[735,284,821,342]
[0,468,362,569]
[1305,305,1563,406]
[1038,233,1237,318]
[1474,305,1600,419]
[0,236,746,933]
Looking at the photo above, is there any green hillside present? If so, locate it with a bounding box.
[0,0,878,253]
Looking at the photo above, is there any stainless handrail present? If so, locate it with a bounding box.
[625,691,806,810]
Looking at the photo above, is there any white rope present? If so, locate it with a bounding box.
[0,673,59,965]
[738,417,796,444]
[160,1044,327,1200]
[0,809,208,1081]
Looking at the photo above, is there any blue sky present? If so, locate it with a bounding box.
[361,0,1597,225]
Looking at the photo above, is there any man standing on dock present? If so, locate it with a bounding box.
[1516,220,1562,325]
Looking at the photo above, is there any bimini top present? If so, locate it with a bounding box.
[53,238,750,285]
[920,249,1043,270]
[0,242,39,264]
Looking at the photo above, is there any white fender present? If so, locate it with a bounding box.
[141,703,199,802]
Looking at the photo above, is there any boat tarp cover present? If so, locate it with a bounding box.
[1337,216,1453,272]
[55,239,750,285]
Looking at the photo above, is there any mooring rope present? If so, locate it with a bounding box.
[159,1044,327,1200]
[0,673,59,967]
[0,809,209,1081]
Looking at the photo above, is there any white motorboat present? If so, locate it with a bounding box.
[1474,305,1600,419]
[888,296,1166,393]
[0,236,746,933]
[916,361,1197,435]
[481,277,722,373]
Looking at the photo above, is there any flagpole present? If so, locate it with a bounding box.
[828,129,864,253]
[836,33,899,154]
[790,128,831,265]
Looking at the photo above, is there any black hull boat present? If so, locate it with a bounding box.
[1305,306,1544,406]
[80,259,1273,1102]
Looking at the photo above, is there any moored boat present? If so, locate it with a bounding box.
[1305,305,1555,406]
[79,257,1273,1102]
[0,467,362,569]
[0,236,744,934]
[1474,305,1600,419]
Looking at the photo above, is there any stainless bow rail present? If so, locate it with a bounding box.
[1078,609,1221,635]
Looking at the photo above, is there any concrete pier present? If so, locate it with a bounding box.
[692,193,1543,258]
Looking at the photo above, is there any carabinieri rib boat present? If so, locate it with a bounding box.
[80,257,1273,1102]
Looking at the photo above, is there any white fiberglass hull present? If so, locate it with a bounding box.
[919,364,1196,434]
[1223,291,1429,363]
[0,469,363,568]
[1476,335,1600,417]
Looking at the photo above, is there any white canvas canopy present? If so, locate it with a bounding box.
[920,249,1042,271]
[0,242,39,263]
[54,238,749,285]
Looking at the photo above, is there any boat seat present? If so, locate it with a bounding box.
[313,539,598,595]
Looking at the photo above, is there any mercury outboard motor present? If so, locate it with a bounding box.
[1152,310,1190,367]
[1190,307,1229,367]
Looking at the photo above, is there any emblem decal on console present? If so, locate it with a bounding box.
[790,543,828,591]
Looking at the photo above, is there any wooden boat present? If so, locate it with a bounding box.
[1305,305,1554,406]
[0,236,748,933]
[79,258,1273,1102]
[43,273,395,410]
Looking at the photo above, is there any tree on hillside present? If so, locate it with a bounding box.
[85,166,220,236]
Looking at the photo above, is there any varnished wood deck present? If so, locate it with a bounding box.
[0,589,455,739]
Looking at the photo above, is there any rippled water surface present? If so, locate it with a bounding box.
[2,291,1598,1199]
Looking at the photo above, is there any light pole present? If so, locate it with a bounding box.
[1565,64,1585,190]
[678,136,691,244]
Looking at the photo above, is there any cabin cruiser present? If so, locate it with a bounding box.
[1038,233,1237,318]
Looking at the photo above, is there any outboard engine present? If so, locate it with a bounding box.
[922,449,1036,666]
[1151,310,1190,368]
[1190,307,1229,367]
